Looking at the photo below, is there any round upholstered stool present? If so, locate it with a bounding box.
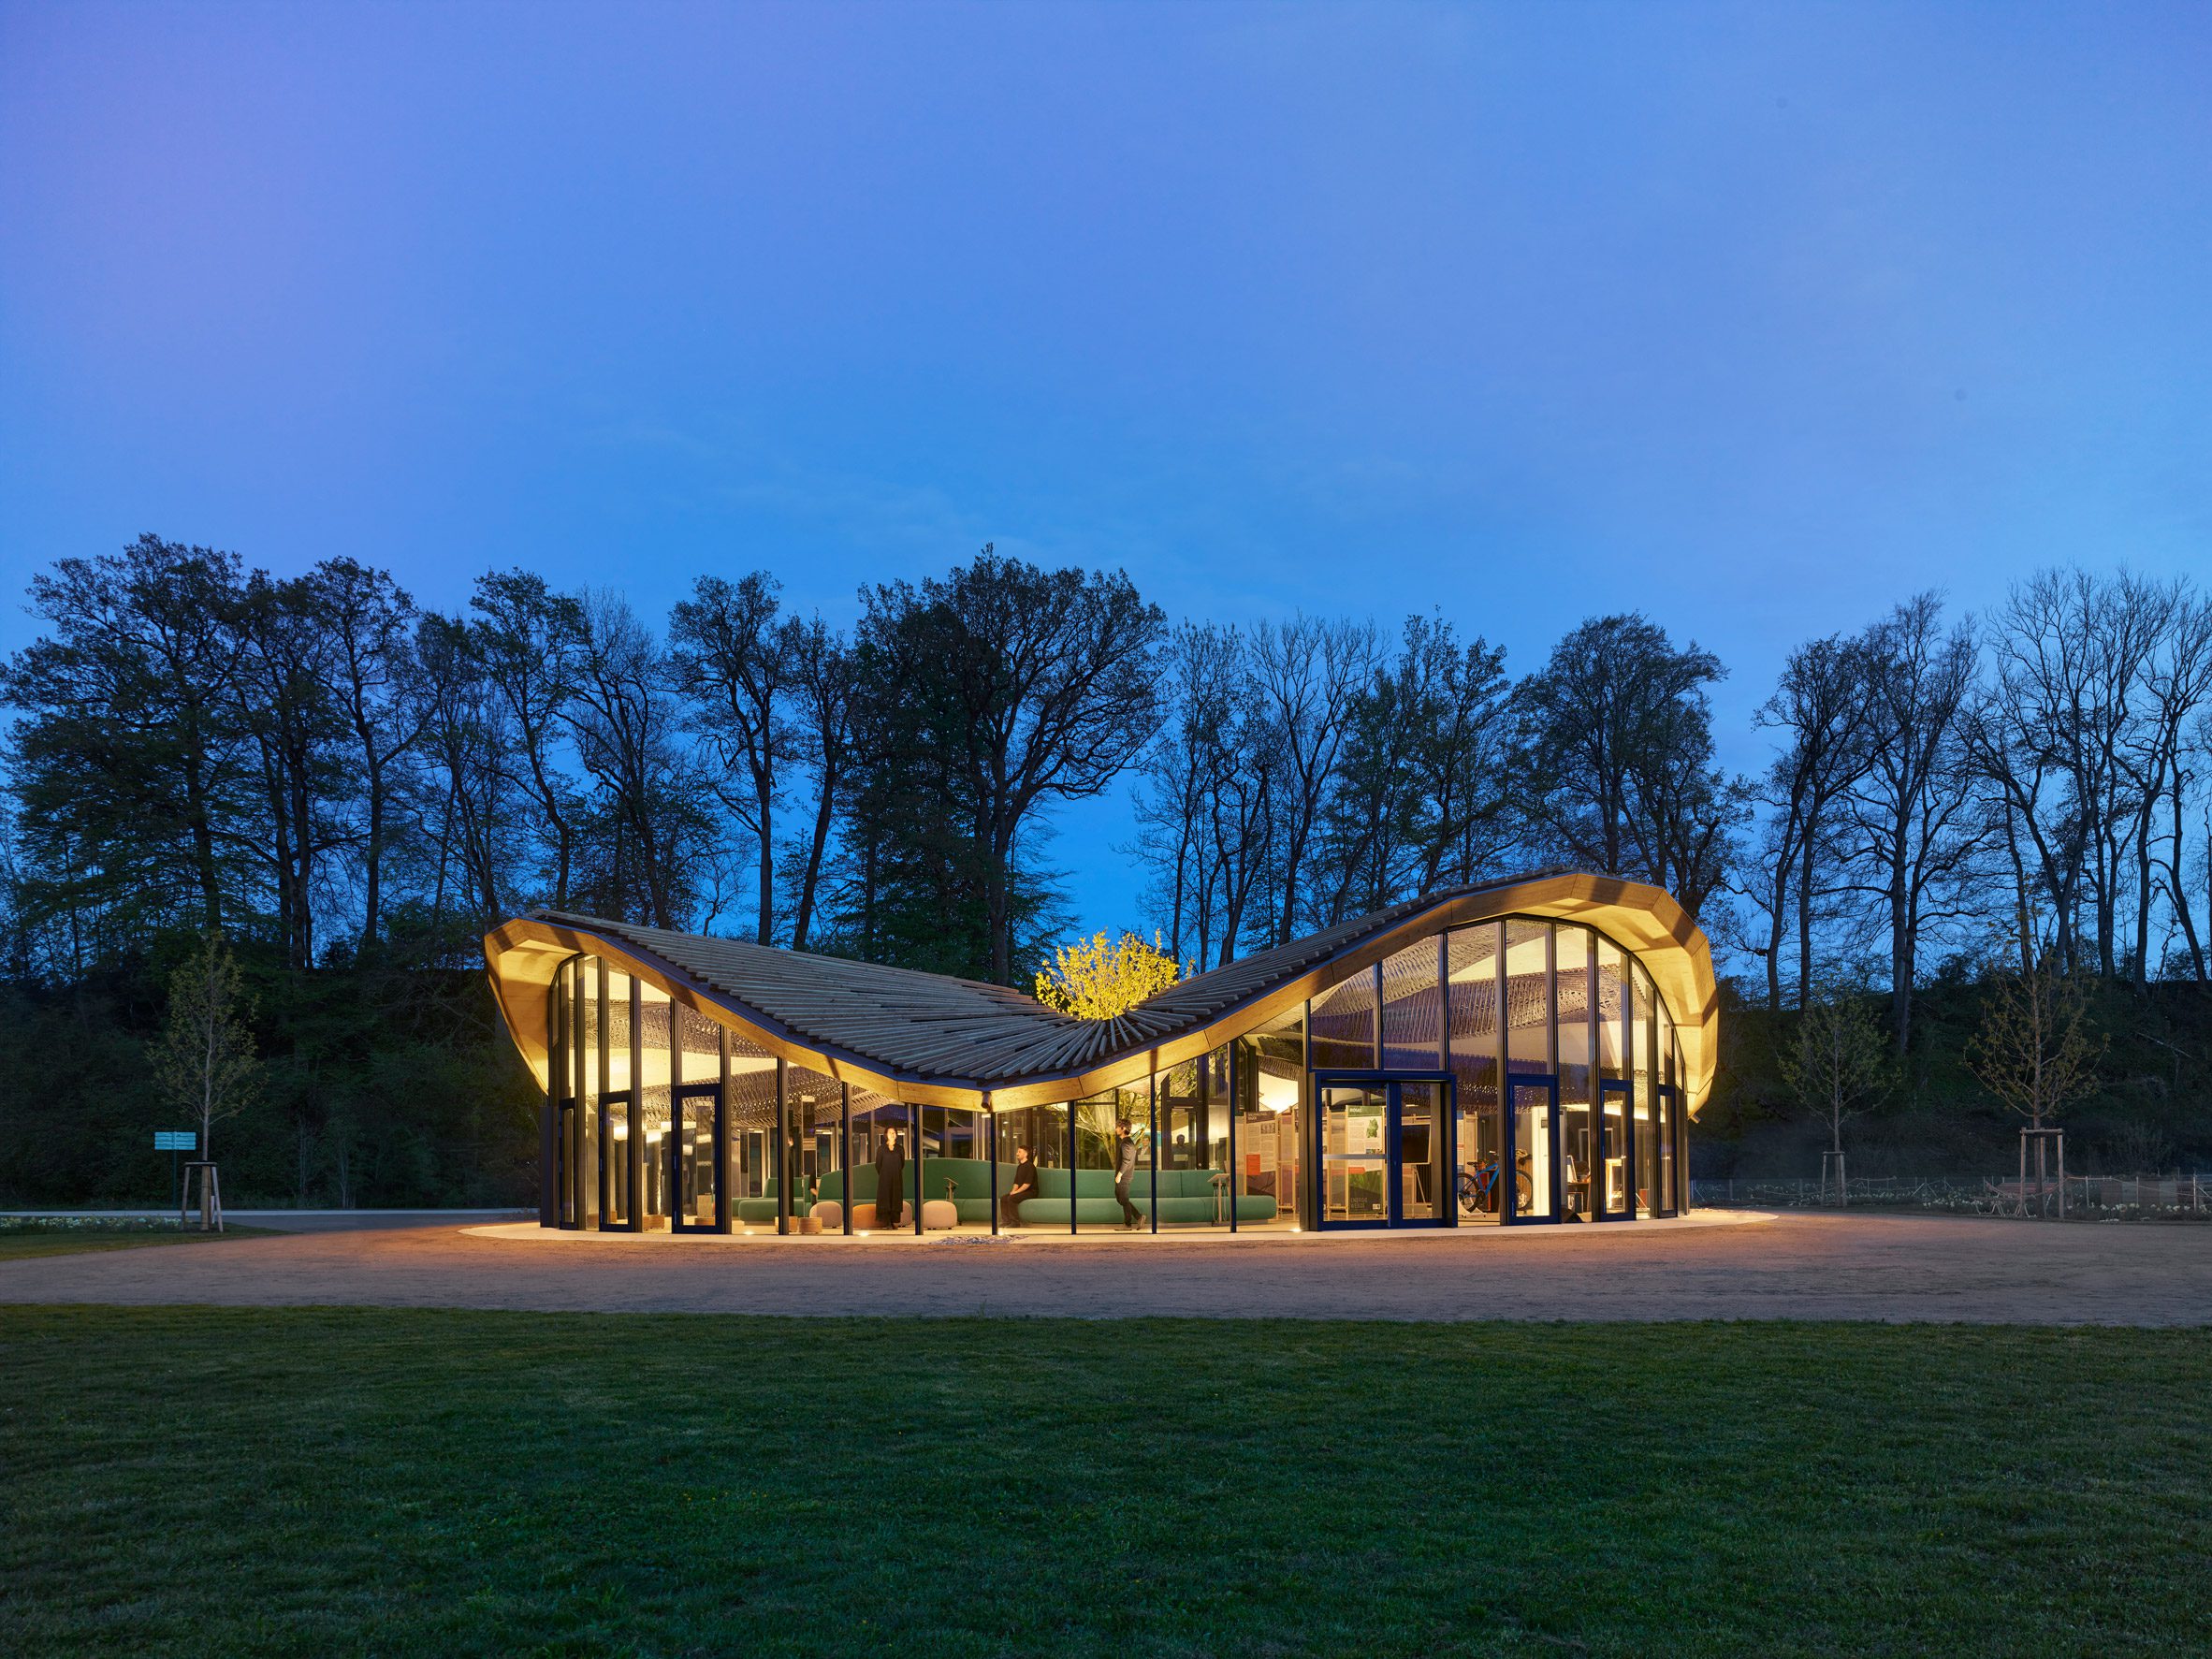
[810,1201,842,1231]
[921,1199,958,1230]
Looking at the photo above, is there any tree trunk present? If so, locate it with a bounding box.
[360,754,385,951]
[754,774,776,946]
[790,778,837,953]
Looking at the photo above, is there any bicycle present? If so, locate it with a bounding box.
[1458,1157,1533,1217]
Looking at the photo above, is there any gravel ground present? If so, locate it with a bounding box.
[4,1209,2210,1322]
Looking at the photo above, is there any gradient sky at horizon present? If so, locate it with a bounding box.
[3,1,2207,939]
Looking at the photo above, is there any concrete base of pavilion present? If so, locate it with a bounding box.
[464,1209,1768,1245]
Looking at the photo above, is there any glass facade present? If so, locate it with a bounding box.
[537,913,1691,1238]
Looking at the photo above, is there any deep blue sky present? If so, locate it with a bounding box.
[3,2,2206,937]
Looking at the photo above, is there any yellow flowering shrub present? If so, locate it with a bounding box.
[1032,930,1185,1020]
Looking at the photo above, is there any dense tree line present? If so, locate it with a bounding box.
[0,536,1164,988]
[1129,582,2212,1014]
[1,534,2206,1201]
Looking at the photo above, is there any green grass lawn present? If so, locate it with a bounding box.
[0,1223,278,1260]
[2,1310,2206,1657]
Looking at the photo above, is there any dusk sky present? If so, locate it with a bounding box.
[4,2,2206,937]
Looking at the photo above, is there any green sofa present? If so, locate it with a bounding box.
[815,1157,991,1225]
[732,1177,813,1227]
[805,1158,1278,1228]
[1017,1165,1275,1227]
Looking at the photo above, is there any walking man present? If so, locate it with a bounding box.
[1113,1117,1143,1230]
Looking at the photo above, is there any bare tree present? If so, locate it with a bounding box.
[1132,624,1240,966]
[1745,633,1875,1011]
[1966,933,2103,1142]
[469,571,586,910]
[414,613,517,928]
[304,559,429,952]
[1408,619,1513,893]
[667,573,791,945]
[2127,589,2212,982]
[566,591,693,928]
[1841,595,1985,1055]
[1206,720,1276,965]
[1251,614,1374,943]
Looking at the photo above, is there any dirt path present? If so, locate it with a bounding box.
[5,1211,2210,1323]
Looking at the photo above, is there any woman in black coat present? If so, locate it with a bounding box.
[873,1128,906,1229]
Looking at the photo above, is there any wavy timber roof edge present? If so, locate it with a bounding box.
[483,870,1719,1113]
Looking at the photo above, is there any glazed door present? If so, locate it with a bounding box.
[1317,1081,1389,1226]
[669,1082,721,1232]
[1394,1081,1447,1223]
[1313,1073,1456,1230]
[1504,1074,1560,1224]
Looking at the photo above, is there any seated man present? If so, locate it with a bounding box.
[1000,1143,1038,1228]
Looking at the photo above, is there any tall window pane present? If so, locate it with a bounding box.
[729,1030,779,1231]
[1594,935,1627,1218]
[555,961,578,1227]
[1238,1005,1303,1230]
[1071,1084,1147,1233]
[1554,927,1594,1221]
[1310,969,1376,1071]
[995,1101,1069,1229]
[1152,1053,1226,1229]
[602,967,633,1229]
[788,1066,840,1227]
[637,982,672,1228]
[1157,1057,1203,1173]
[579,959,600,1227]
[1632,960,1656,1217]
[1071,1094,1112,1230]
[1503,919,1552,1219]
[1448,924,1503,1222]
[672,1002,723,1230]
[1657,993,1678,1213]
[1379,938,1443,1070]
[922,1103,991,1233]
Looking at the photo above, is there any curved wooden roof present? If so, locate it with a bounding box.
[483,870,1719,1114]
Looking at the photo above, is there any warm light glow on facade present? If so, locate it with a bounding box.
[485,873,1718,1241]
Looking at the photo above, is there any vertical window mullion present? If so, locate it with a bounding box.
[1437,933,1453,1229]
[1147,1070,1158,1235]
[1543,924,1561,1223]
[1584,931,1599,1218]
[1493,933,1510,1222]
[596,956,612,1230]
[1228,1044,1240,1233]
[774,1058,791,1233]
[628,974,644,1232]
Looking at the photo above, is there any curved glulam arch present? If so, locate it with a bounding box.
[484,872,1719,1119]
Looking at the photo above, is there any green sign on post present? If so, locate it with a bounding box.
[155,1130,196,1218]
